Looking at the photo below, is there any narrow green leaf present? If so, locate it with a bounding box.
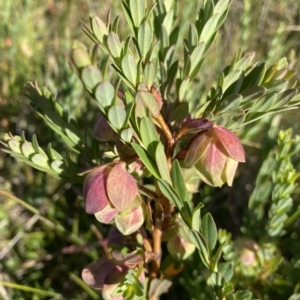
[138,22,152,58]
[21,142,35,158]
[171,160,189,203]
[189,42,205,77]
[122,54,137,86]
[157,179,183,210]
[130,0,146,27]
[179,77,189,101]
[213,0,231,15]
[240,86,266,104]
[189,229,210,268]
[131,142,160,178]
[121,1,135,34]
[219,94,242,113]
[192,202,204,231]
[144,61,156,89]
[108,106,127,130]
[140,117,159,156]
[162,9,174,36]
[107,32,122,58]
[201,213,217,251]
[155,143,171,183]
[199,13,219,45]
[223,70,242,91]
[188,23,198,48]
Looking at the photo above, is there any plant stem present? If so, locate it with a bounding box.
[155,113,175,168]
[150,203,163,278]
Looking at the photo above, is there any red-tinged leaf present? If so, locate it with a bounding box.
[83,166,111,214]
[107,163,138,211]
[94,203,118,224]
[81,258,115,289]
[115,205,144,235]
[213,126,245,162]
[184,133,213,168]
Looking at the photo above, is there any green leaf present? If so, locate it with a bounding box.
[122,54,137,86]
[189,229,210,268]
[192,202,204,231]
[219,94,242,113]
[108,106,127,130]
[81,65,102,90]
[201,213,217,251]
[241,63,266,90]
[157,179,183,210]
[213,0,231,16]
[262,79,287,93]
[179,77,189,101]
[131,142,160,178]
[223,70,242,91]
[199,13,219,45]
[155,143,171,183]
[210,272,225,287]
[120,128,133,143]
[121,1,135,34]
[188,23,198,49]
[95,82,115,109]
[21,142,35,158]
[31,153,50,169]
[138,21,152,58]
[162,9,174,36]
[90,14,108,42]
[144,61,156,89]
[271,89,297,109]
[51,160,65,174]
[140,117,159,157]
[171,160,189,203]
[130,0,146,27]
[218,262,233,282]
[235,290,252,300]
[107,32,122,58]
[189,42,205,77]
[136,91,160,117]
[240,86,266,105]
[8,139,22,154]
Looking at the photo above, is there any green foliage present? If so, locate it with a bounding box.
[1,0,300,299]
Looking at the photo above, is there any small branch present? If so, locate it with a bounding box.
[90,224,112,259]
[155,113,175,168]
[150,203,163,279]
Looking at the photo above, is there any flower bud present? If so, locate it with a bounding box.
[184,125,245,187]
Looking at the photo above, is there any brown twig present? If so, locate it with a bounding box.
[155,113,175,168]
[150,203,163,279]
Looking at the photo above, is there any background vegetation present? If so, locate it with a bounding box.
[0,0,300,299]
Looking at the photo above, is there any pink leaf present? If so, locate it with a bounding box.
[95,203,118,224]
[107,163,138,211]
[81,258,115,289]
[83,165,111,214]
[115,205,144,235]
[213,126,245,162]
